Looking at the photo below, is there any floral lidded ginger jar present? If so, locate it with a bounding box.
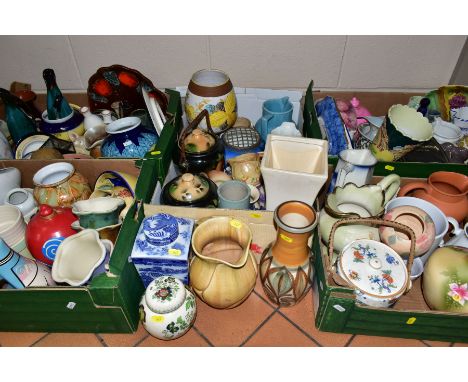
[140,275,196,340]
[185,69,237,134]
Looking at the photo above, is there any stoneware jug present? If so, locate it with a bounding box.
[398,171,468,223]
[255,96,293,144]
[4,188,37,222]
[139,275,197,340]
[0,238,55,289]
[259,201,318,307]
[185,69,237,134]
[190,216,257,309]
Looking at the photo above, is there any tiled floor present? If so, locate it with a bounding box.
[0,283,464,347]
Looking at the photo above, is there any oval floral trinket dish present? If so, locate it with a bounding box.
[337,239,409,308]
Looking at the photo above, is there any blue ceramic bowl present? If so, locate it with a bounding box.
[101,116,158,158]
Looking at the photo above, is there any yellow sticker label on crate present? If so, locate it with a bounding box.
[406,317,416,325]
[385,165,395,171]
[230,219,243,229]
[250,213,262,219]
[280,234,293,243]
[168,249,181,256]
[152,315,165,323]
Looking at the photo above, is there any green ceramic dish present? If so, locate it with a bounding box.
[72,197,125,230]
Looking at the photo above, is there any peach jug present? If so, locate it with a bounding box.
[398,171,468,223]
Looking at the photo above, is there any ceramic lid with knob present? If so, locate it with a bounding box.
[338,239,408,299]
[145,276,187,314]
[143,213,179,246]
[168,173,211,202]
[183,128,216,153]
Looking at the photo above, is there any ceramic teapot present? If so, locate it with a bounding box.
[25,204,78,265]
[319,174,401,253]
[174,109,223,174]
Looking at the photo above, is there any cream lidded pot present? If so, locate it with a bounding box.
[139,276,196,340]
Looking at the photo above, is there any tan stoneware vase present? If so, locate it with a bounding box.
[259,201,318,307]
[189,216,257,309]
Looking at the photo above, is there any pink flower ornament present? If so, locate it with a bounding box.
[448,283,468,306]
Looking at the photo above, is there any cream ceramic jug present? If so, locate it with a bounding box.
[319,174,401,254]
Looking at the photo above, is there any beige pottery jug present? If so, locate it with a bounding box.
[190,216,257,309]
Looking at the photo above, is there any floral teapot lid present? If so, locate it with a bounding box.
[183,128,216,153]
[168,173,211,202]
[338,239,408,298]
[145,276,187,314]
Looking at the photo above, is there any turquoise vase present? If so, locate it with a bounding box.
[43,68,73,120]
[0,88,37,145]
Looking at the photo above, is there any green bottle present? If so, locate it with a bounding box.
[43,68,73,120]
[0,88,37,145]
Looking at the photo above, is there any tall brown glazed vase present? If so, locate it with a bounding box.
[259,201,318,307]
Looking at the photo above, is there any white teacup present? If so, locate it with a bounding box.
[385,197,451,268]
[329,149,377,192]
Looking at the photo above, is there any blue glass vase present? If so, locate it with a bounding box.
[101,116,158,158]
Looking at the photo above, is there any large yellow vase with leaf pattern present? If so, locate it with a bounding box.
[185,69,237,134]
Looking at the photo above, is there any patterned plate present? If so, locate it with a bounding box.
[87,64,168,118]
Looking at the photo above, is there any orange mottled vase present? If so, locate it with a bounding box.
[259,201,318,307]
[33,162,92,208]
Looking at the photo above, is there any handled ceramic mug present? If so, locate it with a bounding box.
[255,97,294,143]
[329,149,377,192]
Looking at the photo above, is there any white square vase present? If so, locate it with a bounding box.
[260,135,328,211]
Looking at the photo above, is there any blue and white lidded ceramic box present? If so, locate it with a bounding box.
[130,213,194,287]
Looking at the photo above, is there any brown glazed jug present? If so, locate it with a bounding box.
[259,201,318,307]
[398,171,468,223]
